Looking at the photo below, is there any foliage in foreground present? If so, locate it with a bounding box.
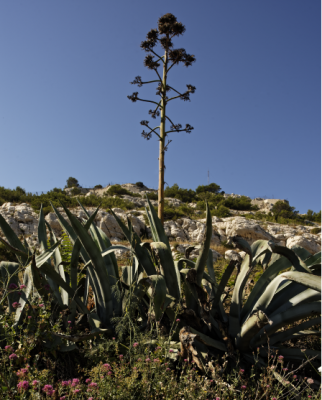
[0,198,320,398]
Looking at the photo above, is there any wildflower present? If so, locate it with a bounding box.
[9,353,17,360]
[4,345,12,352]
[266,384,270,388]
[73,389,80,394]
[133,367,137,370]
[68,321,72,324]
[20,284,26,289]
[137,358,142,362]
[102,363,111,371]
[184,359,188,362]
[112,337,115,340]
[155,346,162,350]
[39,304,44,308]
[307,378,314,384]
[17,380,29,392]
[278,355,284,360]
[16,368,29,377]
[169,349,174,353]
[9,283,18,290]
[28,316,32,319]
[283,368,288,371]
[42,385,54,395]
[12,302,21,308]
[145,358,150,362]
[240,369,245,373]
[88,398,94,400]
[272,398,277,400]
[61,380,71,387]
[60,397,66,400]
[215,398,221,400]
[153,358,160,362]
[166,368,170,371]
[32,380,39,386]
[293,375,297,379]
[176,318,180,322]
[107,371,112,375]
[88,382,98,388]
[85,378,91,383]
[133,342,139,348]
[119,354,123,359]
[241,385,247,390]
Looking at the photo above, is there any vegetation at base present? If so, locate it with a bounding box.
[135,182,144,188]
[0,183,320,224]
[311,227,321,235]
[105,184,141,198]
[94,184,103,189]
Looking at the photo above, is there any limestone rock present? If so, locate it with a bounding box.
[286,235,321,255]
[225,250,242,262]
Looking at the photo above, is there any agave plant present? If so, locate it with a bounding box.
[0,198,320,378]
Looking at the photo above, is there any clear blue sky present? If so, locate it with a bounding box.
[0,1,320,213]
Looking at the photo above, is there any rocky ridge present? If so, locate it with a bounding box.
[0,199,320,260]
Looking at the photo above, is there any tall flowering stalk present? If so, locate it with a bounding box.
[128,13,196,224]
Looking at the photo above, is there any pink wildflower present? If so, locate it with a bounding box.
[61,380,71,387]
[133,342,139,347]
[9,353,17,360]
[9,283,18,290]
[137,358,142,362]
[307,378,314,384]
[119,354,123,359]
[184,359,188,362]
[283,368,288,371]
[278,355,284,360]
[107,371,112,375]
[32,380,39,386]
[28,316,32,319]
[145,358,150,362]
[39,304,44,307]
[241,385,247,390]
[20,285,26,289]
[73,389,80,394]
[68,321,72,324]
[17,380,29,392]
[240,369,245,373]
[12,302,21,308]
[293,375,297,379]
[166,368,170,371]
[60,397,66,400]
[169,349,174,353]
[88,382,98,388]
[4,345,12,352]
[85,378,91,384]
[176,318,180,322]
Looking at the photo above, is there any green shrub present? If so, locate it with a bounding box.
[164,184,196,203]
[146,192,158,200]
[196,182,221,195]
[135,182,144,188]
[71,187,82,196]
[66,177,79,188]
[310,227,321,235]
[106,185,141,198]
[211,205,231,218]
[94,184,103,189]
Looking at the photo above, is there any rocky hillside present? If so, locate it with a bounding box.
[0,183,320,261]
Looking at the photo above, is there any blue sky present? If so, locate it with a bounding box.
[0,0,320,213]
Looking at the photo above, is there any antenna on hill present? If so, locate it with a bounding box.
[208,169,209,185]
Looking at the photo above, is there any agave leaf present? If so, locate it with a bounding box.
[240,254,289,324]
[189,327,227,352]
[38,204,48,253]
[291,245,312,262]
[232,236,252,264]
[250,271,321,318]
[268,242,311,273]
[237,311,272,351]
[145,196,171,251]
[195,203,212,285]
[59,203,113,327]
[269,288,320,318]
[139,275,167,320]
[110,208,156,276]
[265,281,316,316]
[228,254,252,338]
[0,214,28,262]
[212,260,237,310]
[14,266,34,326]
[151,242,180,300]
[0,261,20,312]
[250,302,321,348]
[269,317,321,345]
[304,252,321,268]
